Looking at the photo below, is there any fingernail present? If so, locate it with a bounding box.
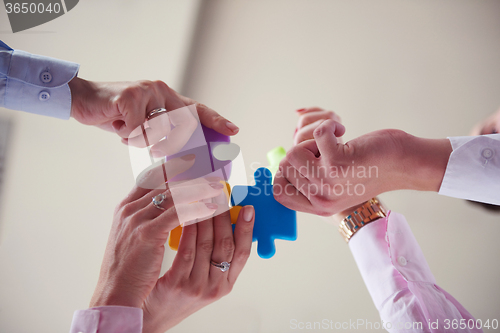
[243,205,254,222]
[150,149,164,158]
[180,154,195,161]
[226,121,239,133]
[209,182,224,189]
[314,127,323,137]
[293,127,298,138]
[206,203,218,210]
[205,176,222,182]
[296,108,306,112]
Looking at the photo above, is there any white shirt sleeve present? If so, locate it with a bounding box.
[0,40,79,119]
[349,211,482,333]
[438,134,500,205]
[69,306,143,333]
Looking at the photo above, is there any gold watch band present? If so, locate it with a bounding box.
[338,197,387,242]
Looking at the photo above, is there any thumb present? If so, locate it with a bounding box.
[313,119,346,158]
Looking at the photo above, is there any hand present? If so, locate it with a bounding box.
[274,108,452,216]
[90,157,255,332]
[293,107,343,146]
[68,77,239,143]
[142,205,255,333]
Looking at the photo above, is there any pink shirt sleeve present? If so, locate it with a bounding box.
[349,211,483,333]
[69,306,143,333]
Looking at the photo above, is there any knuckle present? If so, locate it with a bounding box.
[218,236,235,255]
[185,286,203,299]
[121,86,142,100]
[139,80,154,89]
[198,240,214,254]
[206,285,224,301]
[178,247,196,262]
[153,80,169,90]
[120,202,137,218]
[233,249,251,263]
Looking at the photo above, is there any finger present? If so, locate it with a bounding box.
[121,154,195,209]
[228,206,255,284]
[279,160,313,200]
[149,106,199,157]
[273,171,315,213]
[127,112,171,148]
[296,106,325,114]
[135,154,196,192]
[191,218,214,284]
[297,110,341,131]
[138,205,181,245]
[285,141,319,179]
[176,202,218,226]
[176,94,239,136]
[135,177,225,220]
[209,208,235,281]
[114,82,164,138]
[170,181,224,205]
[168,223,198,283]
[313,119,346,158]
[294,119,324,146]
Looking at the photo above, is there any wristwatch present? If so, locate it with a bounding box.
[338,197,386,242]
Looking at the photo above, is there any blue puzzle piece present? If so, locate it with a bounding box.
[231,167,297,259]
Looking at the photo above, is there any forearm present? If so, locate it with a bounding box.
[397,133,452,192]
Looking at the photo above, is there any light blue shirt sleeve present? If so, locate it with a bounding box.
[0,40,80,119]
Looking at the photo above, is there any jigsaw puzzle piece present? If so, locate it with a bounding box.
[231,167,297,259]
[168,181,238,251]
[166,125,231,182]
[168,225,183,251]
[266,146,286,180]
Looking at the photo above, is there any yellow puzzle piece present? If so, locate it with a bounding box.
[168,181,242,251]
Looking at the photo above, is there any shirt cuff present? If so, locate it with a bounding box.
[1,48,79,119]
[69,306,143,333]
[348,211,436,310]
[438,134,500,205]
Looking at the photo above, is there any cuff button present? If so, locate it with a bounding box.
[397,256,407,266]
[40,71,52,83]
[39,91,50,101]
[482,148,494,160]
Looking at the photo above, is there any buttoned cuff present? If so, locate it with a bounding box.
[1,49,79,119]
[69,306,143,333]
[439,134,500,205]
[349,211,436,310]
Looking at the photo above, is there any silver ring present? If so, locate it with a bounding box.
[152,193,166,211]
[147,108,168,120]
[210,260,231,272]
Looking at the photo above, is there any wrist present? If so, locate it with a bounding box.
[337,197,387,242]
[90,285,143,309]
[68,76,95,122]
[397,133,452,192]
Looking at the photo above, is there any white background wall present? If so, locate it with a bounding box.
[1,1,500,333]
